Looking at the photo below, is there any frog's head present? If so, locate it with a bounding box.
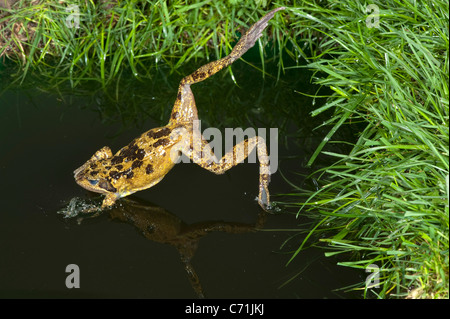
[74,146,117,195]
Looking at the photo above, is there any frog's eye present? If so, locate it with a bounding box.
[88,179,99,186]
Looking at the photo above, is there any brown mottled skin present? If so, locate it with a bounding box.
[74,7,284,210]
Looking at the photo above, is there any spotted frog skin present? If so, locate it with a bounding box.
[74,7,284,211]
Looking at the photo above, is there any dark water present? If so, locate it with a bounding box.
[0,59,363,298]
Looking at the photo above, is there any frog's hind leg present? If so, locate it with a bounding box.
[187,135,271,211]
[169,7,285,124]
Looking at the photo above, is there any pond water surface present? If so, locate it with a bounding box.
[0,58,363,298]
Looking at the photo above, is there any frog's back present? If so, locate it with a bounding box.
[107,125,185,194]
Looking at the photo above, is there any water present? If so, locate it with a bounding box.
[0,60,363,298]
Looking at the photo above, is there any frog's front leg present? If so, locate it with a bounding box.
[101,193,119,209]
[188,135,271,211]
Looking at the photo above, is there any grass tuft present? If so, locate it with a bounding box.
[277,0,449,298]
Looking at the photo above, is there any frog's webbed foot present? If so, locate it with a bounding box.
[74,194,116,223]
[180,7,285,86]
[231,7,285,60]
[76,193,116,215]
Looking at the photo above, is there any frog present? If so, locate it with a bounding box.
[74,7,285,211]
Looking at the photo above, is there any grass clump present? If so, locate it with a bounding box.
[279,0,449,298]
[0,0,288,85]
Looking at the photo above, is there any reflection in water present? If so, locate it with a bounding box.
[60,197,266,298]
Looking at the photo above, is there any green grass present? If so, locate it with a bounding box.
[277,0,449,298]
[0,0,289,86]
